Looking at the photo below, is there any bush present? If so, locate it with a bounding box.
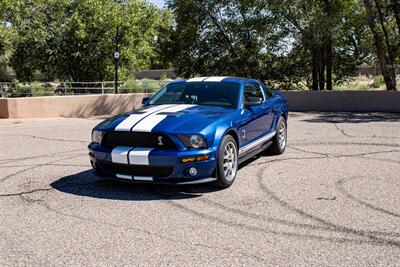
[372,75,384,88]
[120,79,169,93]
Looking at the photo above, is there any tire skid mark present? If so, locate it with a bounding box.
[169,201,399,247]
[200,197,400,238]
[290,141,400,148]
[31,197,270,264]
[256,164,400,248]
[248,149,400,167]
[1,134,87,143]
[336,177,400,218]
[0,153,86,182]
[0,163,90,168]
[0,188,52,197]
[287,146,330,157]
[0,149,83,164]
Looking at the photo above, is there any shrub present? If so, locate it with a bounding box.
[372,75,384,88]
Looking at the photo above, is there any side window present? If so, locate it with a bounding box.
[244,83,264,102]
[261,83,273,98]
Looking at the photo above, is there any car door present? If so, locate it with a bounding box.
[259,84,276,133]
[260,83,280,133]
[237,82,268,146]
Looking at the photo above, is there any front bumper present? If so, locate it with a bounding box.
[88,143,218,184]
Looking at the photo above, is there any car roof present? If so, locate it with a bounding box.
[169,76,259,85]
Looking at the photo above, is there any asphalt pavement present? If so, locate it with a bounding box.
[0,112,399,266]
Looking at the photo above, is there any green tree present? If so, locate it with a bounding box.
[270,0,368,90]
[363,0,397,90]
[0,0,15,81]
[6,0,172,82]
[165,0,287,80]
[166,0,372,90]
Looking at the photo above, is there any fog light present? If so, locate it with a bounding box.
[188,167,198,177]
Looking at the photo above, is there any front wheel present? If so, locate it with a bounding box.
[215,135,238,188]
[268,116,287,155]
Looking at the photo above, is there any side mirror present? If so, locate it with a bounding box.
[244,97,263,107]
[141,97,150,105]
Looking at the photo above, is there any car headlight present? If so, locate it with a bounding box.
[178,134,207,149]
[92,130,104,144]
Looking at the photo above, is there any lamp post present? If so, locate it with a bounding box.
[114,26,120,94]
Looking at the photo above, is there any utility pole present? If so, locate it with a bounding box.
[114,26,120,94]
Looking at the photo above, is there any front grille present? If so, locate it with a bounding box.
[98,161,173,178]
[101,131,177,149]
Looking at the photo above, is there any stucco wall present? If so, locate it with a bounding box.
[0,94,151,119]
[0,91,399,119]
[282,91,400,113]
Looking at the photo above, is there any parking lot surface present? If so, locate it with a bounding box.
[1,112,399,266]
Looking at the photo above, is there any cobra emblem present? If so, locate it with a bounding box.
[157,136,164,146]
[241,129,246,139]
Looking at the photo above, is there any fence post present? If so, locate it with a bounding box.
[101,82,104,94]
[63,82,67,95]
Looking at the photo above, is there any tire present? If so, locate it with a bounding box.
[268,116,287,155]
[215,135,238,188]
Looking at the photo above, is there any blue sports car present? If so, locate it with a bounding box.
[88,77,288,188]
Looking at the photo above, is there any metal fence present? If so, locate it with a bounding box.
[0,80,170,97]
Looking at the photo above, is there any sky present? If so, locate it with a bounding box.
[149,0,165,8]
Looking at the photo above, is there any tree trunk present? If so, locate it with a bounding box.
[312,48,319,90]
[323,0,333,91]
[374,0,397,72]
[326,40,333,91]
[390,0,400,34]
[363,0,397,91]
[319,47,326,91]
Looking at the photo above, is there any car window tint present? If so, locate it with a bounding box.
[244,83,264,102]
[148,82,240,109]
[261,84,273,98]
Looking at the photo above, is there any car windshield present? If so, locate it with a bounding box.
[148,82,240,109]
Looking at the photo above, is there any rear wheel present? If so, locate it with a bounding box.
[268,116,287,155]
[215,135,238,188]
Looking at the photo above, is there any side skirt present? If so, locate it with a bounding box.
[238,141,272,165]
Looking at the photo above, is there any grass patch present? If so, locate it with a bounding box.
[333,76,387,91]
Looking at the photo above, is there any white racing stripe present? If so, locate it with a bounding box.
[131,115,167,132]
[111,146,131,164]
[203,76,228,82]
[239,131,276,155]
[133,176,153,181]
[186,77,208,82]
[128,147,153,165]
[115,105,174,131]
[116,174,133,180]
[131,105,195,132]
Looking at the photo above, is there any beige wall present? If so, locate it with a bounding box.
[0,91,399,119]
[0,94,151,119]
[282,91,400,113]
[0,99,9,118]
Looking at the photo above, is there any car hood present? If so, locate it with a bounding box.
[151,105,235,133]
[95,104,235,134]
